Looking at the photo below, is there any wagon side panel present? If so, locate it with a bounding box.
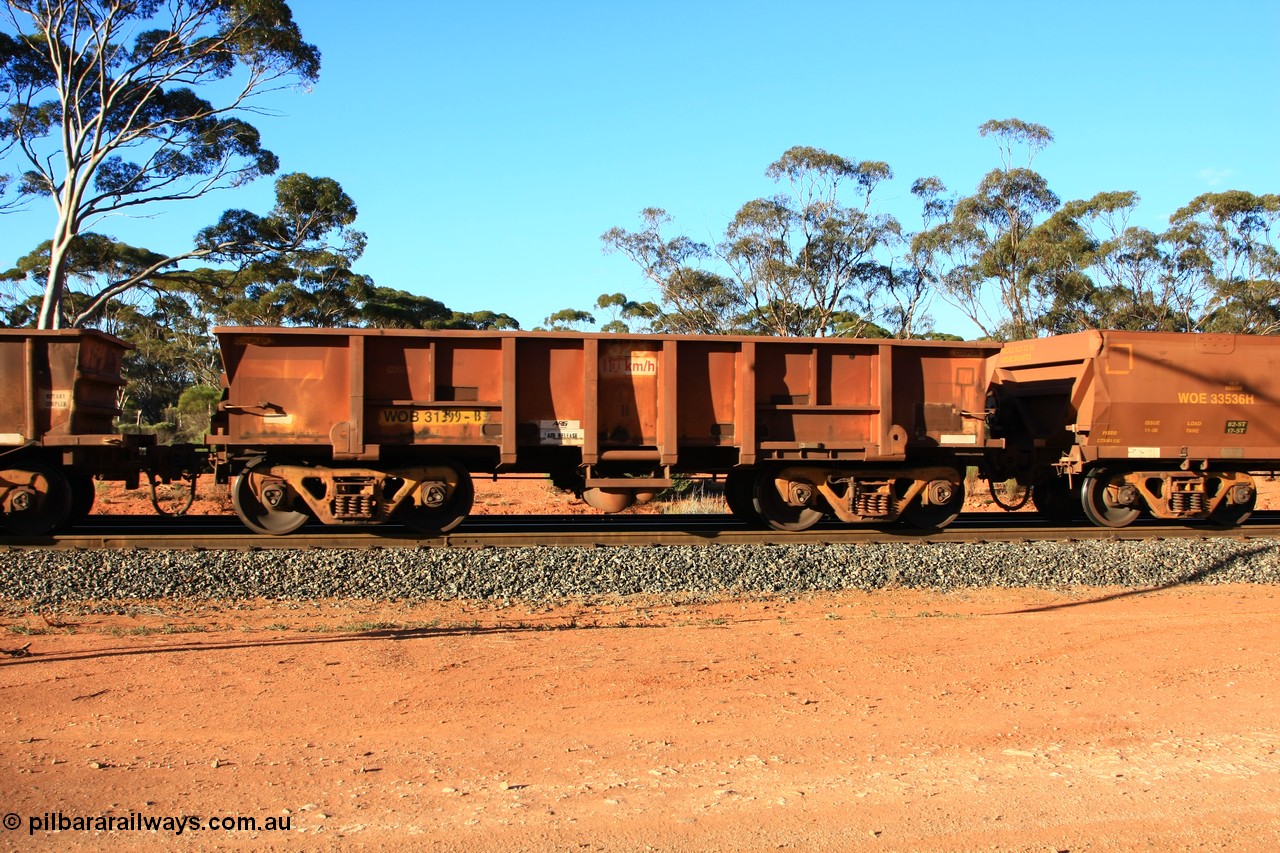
[362,335,504,452]
[0,330,127,447]
[752,339,887,459]
[215,329,354,452]
[1082,332,1280,465]
[674,339,740,455]
[893,342,1004,452]
[0,332,34,445]
[514,337,587,459]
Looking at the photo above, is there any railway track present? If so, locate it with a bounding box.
[6,511,1280,551]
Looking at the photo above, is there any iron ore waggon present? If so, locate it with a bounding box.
[0,329,142,534]
[209,328,1003,534]
[986,330,1279,527]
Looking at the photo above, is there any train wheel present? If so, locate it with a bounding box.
[398,467,474,535]
[1207,480,1256,528]
[901,476,965,531]
[752,470,824,532]
[232,470,310,536]
[724,471,762,525]
[1030,471,1083,522]
[1080,469,1141,528]
[0,463,73,536]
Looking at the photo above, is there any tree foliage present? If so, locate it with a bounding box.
[604,148,903,338]
[1,170,367,329]
[593,292,660,333]
[541,307,595,332]
[726,146,898,337]
[914,123,1063,340]
[105,294,221,424]
[0,0,321,327]
[601,207,744,334]
[357,286,519,331]
[607,123,1277,341]
[1166,191,1280,334]
[0,1,523,423]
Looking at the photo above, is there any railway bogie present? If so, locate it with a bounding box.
[749,463,966,531]
[229,459,474,535]
[1075,467,1256,528]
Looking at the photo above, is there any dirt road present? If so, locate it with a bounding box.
[2,584,1279,851]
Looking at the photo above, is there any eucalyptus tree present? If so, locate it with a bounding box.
[2,231,167,325]
[723,146,898,338]
[459,309,520,331]
[199,174,370,327]
[0,0,321,328]
[603,147,900,339]
[355,287,520,331]
[212,259,371,327]
[1032,191,1184,333]
[1164,190,1280,334]
[541,308,595,332]
[0,29,18,209]
[1,234,221,420]
[107,294,220,423]
[602,207,746,334]
[883,176,953,338]
[356,287,454,329]
[914,119,1061,340]
[593,292,661,333]
[2,168,364,331]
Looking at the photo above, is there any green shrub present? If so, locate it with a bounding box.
[174,385,221,444]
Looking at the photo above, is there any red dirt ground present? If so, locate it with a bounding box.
[2,477,1276,849]
[1,587,1278,850]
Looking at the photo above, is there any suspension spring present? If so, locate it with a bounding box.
[855,492,892,517]
[1170,490,1205,514]
[332,494,376,518]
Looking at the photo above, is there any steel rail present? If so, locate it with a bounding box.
[4,512,1280,551]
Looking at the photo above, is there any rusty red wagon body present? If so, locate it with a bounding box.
[209,328,1003,534]
[0,329,205,535]
[0,329,133,534]
[986,330,1280,527]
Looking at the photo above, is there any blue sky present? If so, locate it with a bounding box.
[5,0,1279,335]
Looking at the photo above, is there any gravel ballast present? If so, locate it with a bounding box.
[3,539,1280,606]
